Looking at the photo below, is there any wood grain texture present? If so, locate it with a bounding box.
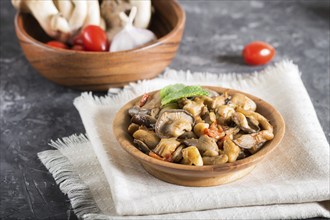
[113,86,286,187]
[14,0,185,91]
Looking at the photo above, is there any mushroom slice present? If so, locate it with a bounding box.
[131,114,156,129]
[247,117,260,132]
[153,138,180,161]
[216,105,235,124]
[158,102,179,116]
[237,150,250,160]
[178,131,197,139]
[133,139,151,154]
[210,95,227,110]
[202,111,216,124]
[232,112,259,133]
[134,139,164,160]
[150,107,160,119]
[233,130,273,150]
[183,99,204,117]
[133,129,160,149]
[128,123,140,135]
[181,146,203,166]
[230,93,257,112]
[155,110,194,138]
[128,106,150,117]
[203,154,228,165]
[203,149,219,157]
[182,138,199,147]
[193,122,209,137]
[204,92,229,110]
[222,126,240,137]
[224,138,241,162]
[197,135,219,156]
[172,145,184,163]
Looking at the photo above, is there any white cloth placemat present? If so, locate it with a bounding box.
[39,135,330,219]
[39,61,330,219]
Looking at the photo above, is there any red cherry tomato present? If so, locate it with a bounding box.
[46,41,68,49]
[242,41,275,65]
[81,25,107,51]
[106,40,111,51]
[73,33,84,46]
[71,44,85,51]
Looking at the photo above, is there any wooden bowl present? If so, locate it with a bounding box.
[113,87,285,187]
[14,0,185,91]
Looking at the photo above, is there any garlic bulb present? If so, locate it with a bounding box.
[110,7,156,52]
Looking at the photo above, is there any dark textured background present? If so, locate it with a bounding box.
[1,0,329,219]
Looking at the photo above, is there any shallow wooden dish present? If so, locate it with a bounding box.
[113,86,285,187]
[15,0,185,91]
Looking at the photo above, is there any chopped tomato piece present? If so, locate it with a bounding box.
[149,152,165,161]
[139,93,150,107]
[204,122,225,139]
[71,44,85,51]
[46,41,68,49]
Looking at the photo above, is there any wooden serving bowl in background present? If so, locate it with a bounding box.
[113,87,285,187]
[15,0,185,91]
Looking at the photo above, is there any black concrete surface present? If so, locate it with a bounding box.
[1,0,329,219]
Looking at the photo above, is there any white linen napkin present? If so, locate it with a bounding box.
[39,134,330,219]
[39,61,330,219]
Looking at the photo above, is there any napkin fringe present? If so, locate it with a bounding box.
[38,149,101,218]
[73,60,299,107]
[49,133,89,149]
[161,59,299,83]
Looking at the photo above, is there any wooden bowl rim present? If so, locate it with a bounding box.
[113,86,286,172]
[14,0,186,54]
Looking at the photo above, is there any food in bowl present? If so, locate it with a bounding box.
[127,84,274,166]
[15,0,185,90]
[12,0,156,52]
